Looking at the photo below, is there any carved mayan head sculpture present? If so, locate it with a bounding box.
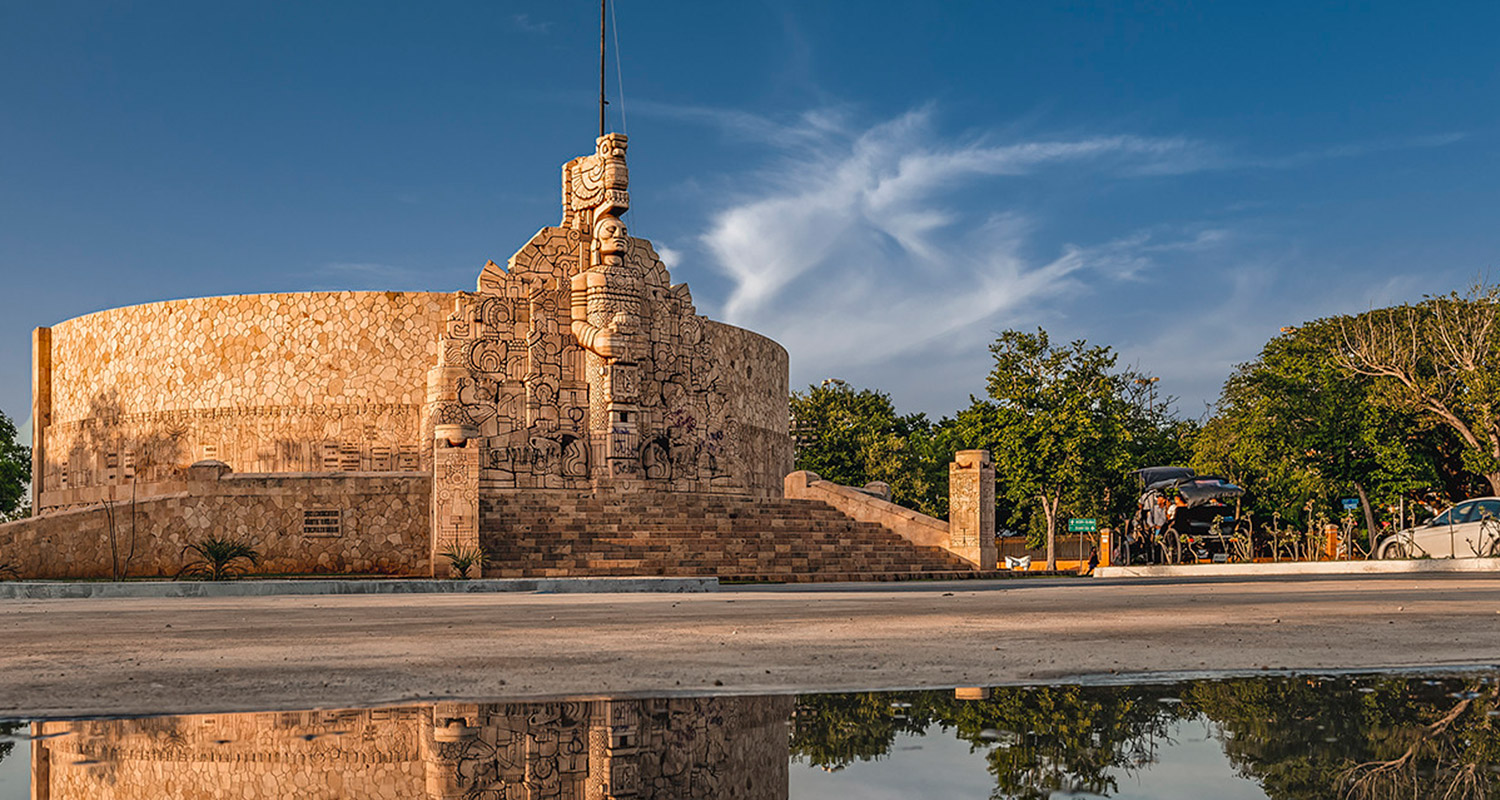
[591,214,630,267]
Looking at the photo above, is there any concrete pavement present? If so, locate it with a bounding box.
[3,573,1498,719]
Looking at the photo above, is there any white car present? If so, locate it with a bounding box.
[1376,497,1500,559]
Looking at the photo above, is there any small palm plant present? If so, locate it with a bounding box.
[440,545,488,579]
[177,536,260,581]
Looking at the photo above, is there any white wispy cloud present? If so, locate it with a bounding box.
[512,14,551,34]
[644,101,1472,412]
[695,109,1214,388]
[1242,131,1470,170]
[653,243,682,270]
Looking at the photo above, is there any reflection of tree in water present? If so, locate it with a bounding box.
[793,675,1500,800]
[791,686,1177,799]
[0,720,20,768]
[1186,675,1500,800]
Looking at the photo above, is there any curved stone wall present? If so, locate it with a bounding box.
[38,291,451,509]
[704,320,793,494]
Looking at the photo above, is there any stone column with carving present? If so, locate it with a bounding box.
[428,354,482,577]
[563,134,646,489]
[431,428,481,579]
[948,449,997,569]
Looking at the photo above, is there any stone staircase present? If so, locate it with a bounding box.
[480,491,1003,582]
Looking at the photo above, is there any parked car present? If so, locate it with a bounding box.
[1375,497,1500,559]
[1130,467,1246,564]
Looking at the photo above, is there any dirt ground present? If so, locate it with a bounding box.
[4,574,1499,719]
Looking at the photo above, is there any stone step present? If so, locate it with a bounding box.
[476,491,978,581]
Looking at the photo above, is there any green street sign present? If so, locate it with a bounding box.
[1067,518,1098,533]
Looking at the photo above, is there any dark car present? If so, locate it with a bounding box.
[1131,467,1246,564]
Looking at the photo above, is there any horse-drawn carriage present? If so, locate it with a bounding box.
[1124,466,1247,564]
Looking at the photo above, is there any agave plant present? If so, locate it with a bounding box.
[177,536,260,581]
[440,545,488,579]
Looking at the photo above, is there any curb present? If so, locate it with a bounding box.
[0,576,719,600]
[1095,558,1500,579]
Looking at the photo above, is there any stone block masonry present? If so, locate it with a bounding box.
[0,465,430,579]
[783,448,998,571]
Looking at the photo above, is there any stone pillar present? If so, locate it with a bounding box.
[31,721,52,800]
[432,424,481,578]
[422,704,478,799]
[31,327,51,516]
[948,450,996,569]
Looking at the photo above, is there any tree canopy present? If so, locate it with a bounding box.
[1340,283,1500,496]
[979,329,1136,568]
[790,331,1192,559]
[0,409,29,522]
[790,379,947,517]
[789,287,1500,553]
[1191,319,1459,536]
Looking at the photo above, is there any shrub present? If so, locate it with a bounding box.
[439,545,488,579]
[177,536,260,581]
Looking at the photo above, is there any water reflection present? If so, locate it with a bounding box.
[790,676,1500,799]
[6,674,1500,799]
[25,696,791,799]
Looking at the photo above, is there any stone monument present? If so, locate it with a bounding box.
[2,130,795,580]
[424,133,790,575]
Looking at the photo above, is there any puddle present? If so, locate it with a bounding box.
[3,673,1499,798]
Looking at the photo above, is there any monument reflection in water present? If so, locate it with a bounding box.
[29,696,791,799]
[16,674,1500,799]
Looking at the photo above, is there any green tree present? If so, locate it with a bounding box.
[983,329,1135,569]
[1194,319,1458,540]
[1341,283,1500,496]
[0,409,30,522]
[789,380,944,515]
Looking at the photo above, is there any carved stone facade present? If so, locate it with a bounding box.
[9,134,793,579]
[430,135,769,496]
[31,696,792,800]
[423,134,789,575]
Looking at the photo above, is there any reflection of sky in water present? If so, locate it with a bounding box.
[791,719,1268,800]
[0,736,26,799]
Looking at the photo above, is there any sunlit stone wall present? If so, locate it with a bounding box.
[704,320,794,494]
[36,291,450,511]
[0,469,430,578]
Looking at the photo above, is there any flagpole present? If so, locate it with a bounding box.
[599,0,607,137]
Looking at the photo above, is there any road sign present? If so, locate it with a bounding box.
[1341,498,1359,512]
[1067,518,1097,533]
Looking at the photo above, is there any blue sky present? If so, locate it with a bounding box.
[3,1,1498,438]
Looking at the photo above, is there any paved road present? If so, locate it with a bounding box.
[3,574,1499,718]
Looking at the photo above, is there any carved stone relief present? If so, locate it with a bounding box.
[427,133,758,503]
